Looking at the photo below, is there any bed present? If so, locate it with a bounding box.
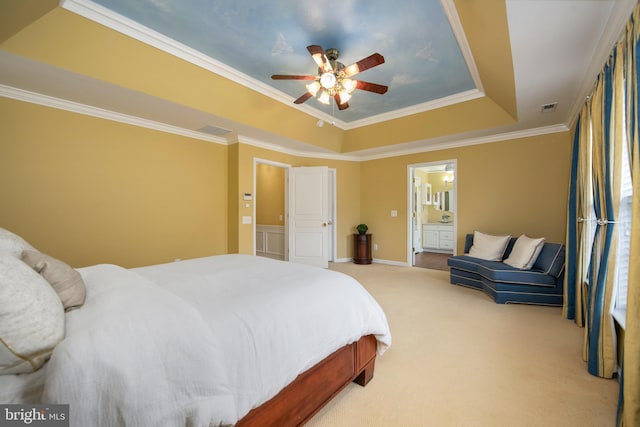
[0,227,391,426]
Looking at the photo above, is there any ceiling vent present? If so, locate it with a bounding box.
[541,102,557,113]
[198,125,231,136]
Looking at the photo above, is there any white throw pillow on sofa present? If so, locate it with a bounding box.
[468,231,511,261]
[0,227,38,257]
[504,234,546,270]
[0,253,65,374]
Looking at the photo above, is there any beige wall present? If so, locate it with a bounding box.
[256,164,285,226]
[0,98,228,268]
[0,98,571,267]
[361,131,572,263]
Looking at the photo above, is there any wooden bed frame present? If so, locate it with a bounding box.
[236,334,378,426]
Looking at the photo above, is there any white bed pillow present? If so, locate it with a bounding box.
[468,231,511,261]
[0,254,65,375]
[22,250,86,311]
[504,234,546,270]
[0,227,37,257]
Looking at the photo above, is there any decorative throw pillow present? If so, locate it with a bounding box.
[468,231,511,261]
[21,250,86,311]
[504,234,546,270]
[0,227,37,257]
[0,254,65,375]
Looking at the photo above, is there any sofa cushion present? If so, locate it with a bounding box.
[468,231,511,261]
[503,234,545,269]
[476,261,557,287]
[532,243,565,278]
[447,255,483,273]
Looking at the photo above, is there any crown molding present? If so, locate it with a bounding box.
[441,0,484,93]
[0,84,227,145]
[236,135,360,161]
[343,89,484,130]
[352,123,570,161]
[1,83,569,162]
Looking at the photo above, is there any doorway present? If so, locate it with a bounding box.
[407,161,457,269]
[254,159,289,261]
[253,159,336,266]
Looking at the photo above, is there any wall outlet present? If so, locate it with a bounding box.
[391,210,398,217]
[373,243,378,251]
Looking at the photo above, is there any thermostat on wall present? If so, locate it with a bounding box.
[243,193,252,201]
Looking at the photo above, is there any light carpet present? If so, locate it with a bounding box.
[306,263,618,427]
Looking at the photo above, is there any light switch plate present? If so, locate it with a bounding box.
[242,216,252,224]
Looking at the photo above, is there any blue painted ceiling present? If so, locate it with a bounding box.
[92,0,475,122]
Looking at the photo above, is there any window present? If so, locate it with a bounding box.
[612,134,633,329]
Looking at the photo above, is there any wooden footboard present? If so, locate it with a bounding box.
[236,334,377,427]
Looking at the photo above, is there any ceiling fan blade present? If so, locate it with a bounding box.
[334,94,349,110]
[343,53,385,77]
[294,92,313,104]
[307,45,332,72]
[355,80,388,94]
[271,74,317,80]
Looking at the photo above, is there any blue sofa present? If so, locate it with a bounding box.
[447,234,565,305]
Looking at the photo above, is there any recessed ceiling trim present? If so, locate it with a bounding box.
[353,123,570,162]
[0,84,227,145]
[237,135,360,161]
[440,0,484,93]
[343,89,484,130]
[62,0,483,130]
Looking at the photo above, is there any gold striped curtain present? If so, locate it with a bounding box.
[620,5,640,426]
[565,102,593,328]
[567,4,640,425]
[583,56,617,379]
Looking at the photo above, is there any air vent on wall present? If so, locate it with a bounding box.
[198,125,231,136]
[541,102,557,113]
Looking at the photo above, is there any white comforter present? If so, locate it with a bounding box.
[29,255,391,426]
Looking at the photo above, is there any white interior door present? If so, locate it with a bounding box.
[289,166,329,268]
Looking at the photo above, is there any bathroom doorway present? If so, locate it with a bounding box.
[407,161,457,269]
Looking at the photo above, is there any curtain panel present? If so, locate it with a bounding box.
[620,6,640,426]
[566,4,640,425]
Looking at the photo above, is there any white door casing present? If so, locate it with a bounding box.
[413,176,422,254]
[289,166,329,268]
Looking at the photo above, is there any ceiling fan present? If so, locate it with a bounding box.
[271,45,388,111]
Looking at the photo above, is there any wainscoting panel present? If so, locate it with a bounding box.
[256,224,285,260]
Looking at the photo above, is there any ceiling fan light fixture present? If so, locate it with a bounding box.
[318,90,331,104]
[272,45,387,110]
[341,78,357,93]
[338,91,352,104]
[306,81,321,96]
[320,72,337,89]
